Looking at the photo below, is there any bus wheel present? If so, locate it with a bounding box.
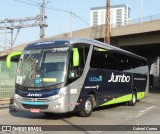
[79,96,93,117]
[128,91,137,106]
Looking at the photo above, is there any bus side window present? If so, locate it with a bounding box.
[69,51,78,78]
[69,44,90,81]
[90,47,118,70]
[90,47,106,69]
[117,53,128,72]
[104,51,117,70]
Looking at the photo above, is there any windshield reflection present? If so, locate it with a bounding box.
[16,48,69,88]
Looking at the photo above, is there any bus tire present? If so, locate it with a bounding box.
[79,96,93,117]
[90,94,96,108]
[128,91,137,106]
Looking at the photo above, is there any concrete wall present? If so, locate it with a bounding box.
[150,58,160,88]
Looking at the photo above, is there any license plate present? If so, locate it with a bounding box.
[30,108,40,113]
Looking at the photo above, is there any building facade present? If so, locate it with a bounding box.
[90,4,131,28]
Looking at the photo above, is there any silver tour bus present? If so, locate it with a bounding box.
[7,38,149,117]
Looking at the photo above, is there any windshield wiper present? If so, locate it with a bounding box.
[22,55,37,86]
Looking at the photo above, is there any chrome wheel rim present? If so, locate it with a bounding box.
[132,94,136,104]
[85,99,92,113]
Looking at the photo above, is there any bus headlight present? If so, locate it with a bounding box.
[48,94,61,100]
[14,94,21,99]
[47,87,67,100]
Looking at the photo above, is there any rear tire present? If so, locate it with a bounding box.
[79,96,93,117]
[128,91,137,106]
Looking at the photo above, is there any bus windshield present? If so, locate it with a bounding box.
[16,47,69,88]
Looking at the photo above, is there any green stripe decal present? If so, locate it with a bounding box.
[137,92,145,100]
[99,91,145,107]
[100,94,132,106]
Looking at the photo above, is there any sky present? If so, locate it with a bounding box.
[0,0,160,49]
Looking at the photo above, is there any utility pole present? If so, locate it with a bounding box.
[0,15,47,51]
[3,19,8,50]
[40,0,47,39]
[10,28,20,51]
[70,12,73,37]
[0,0,48,51]
[104,0,110,44]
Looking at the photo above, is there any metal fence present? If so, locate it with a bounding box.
[111,13,160,28]
[0,61,17,99]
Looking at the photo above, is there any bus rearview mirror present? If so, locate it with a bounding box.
[6,51,22,68]
[72,48,79,67]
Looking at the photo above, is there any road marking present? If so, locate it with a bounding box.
[95,131,102,133]
[135,105,157,118]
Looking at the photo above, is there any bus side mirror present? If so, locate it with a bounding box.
[72,48,79,67]
[6,51,22,68]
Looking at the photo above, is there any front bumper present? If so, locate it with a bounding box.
[14,94,73,113]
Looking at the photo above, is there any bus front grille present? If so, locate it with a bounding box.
[21,97,49,102]
[22,104,48,110]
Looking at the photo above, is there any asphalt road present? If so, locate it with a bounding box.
[0,91,160,134]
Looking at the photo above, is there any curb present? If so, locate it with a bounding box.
[0,104,9,109]
[0,99,10,109]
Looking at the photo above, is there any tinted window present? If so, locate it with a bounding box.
[90,47,117,70]
[133,58,148,74]
[105,50,117,70]
[117,53,128,71]
[90,47,148,74]
[117,53,136,72]
[90,47,106,69]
